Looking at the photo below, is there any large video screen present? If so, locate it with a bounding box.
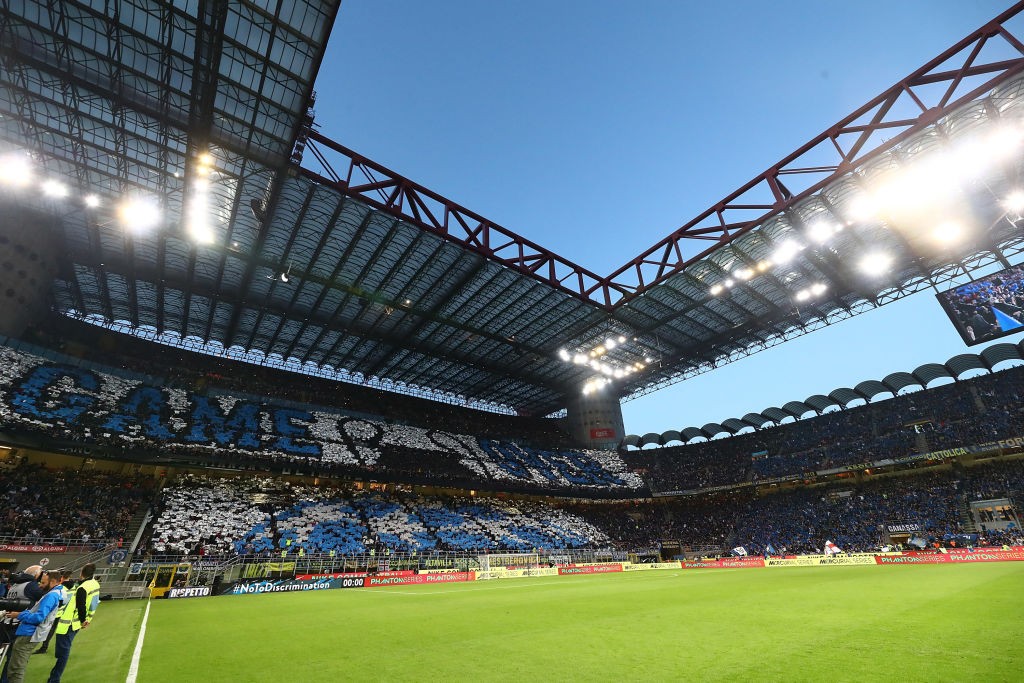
[937,263,1024,346]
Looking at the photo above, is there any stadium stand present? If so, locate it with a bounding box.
[130,454,1024,559]
[0,459,153,543]
[0,341,644,496]
[146,475,610,556]
[624,360,1024,493]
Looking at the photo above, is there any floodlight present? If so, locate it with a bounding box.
[41,179,68,198]
[558,349,571,362]
[83,194,100,208]
[983,125,1023,162]
[931,220,964,245]
[1003,190,1024,214]
[847,193,878,221]
[118,197,161,232]
[617,335,626,343]
[807,221,837,243]
[197,152,214,166]
[572,353,587,365]
[724,279,735,288]
[604,338,617,350]
[811,282,828,296]
[771,240,802,264]
[756,260,772,272]
[795,290,811,302]
[859,251,893,276]
[709,284,724,296]
[0,154,32,187]
[735,267,753,280]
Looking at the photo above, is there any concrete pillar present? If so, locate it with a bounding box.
[565,390,625,450]
[0,204,60,339]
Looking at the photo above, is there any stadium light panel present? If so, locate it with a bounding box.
[807,221,838,243]
[618,335,627,343]
[709,283,724,296]
[795,289,811,302]
[558,349,571,361]
[118,197,161,233]
[859,251,893,276]
[0,154,32,187]
[811,282,828,296]
[572,353,587,365]
[605,338,617,350]
[931,220,964,245]
[83,194,100,208]
[771,240,803,265]
[1003,190,1024,214]
[41,179,69,198]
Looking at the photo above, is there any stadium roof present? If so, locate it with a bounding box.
[3,2,1024,417]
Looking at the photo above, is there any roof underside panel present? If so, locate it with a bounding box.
[6,1,1024,417]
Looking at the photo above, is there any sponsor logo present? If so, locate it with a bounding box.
[557,564,623,575]
[168,586,211,599]
[232,580,332,594]
[364,572,476,587]
[0,544,68,553]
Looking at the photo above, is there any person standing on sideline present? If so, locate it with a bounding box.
[34,569,73,656]
[47,563,100,683]
[3,570,67,683]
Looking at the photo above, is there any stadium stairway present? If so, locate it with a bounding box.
[913,429,930,455]
[959,495,978,533]
[128,478,167,555]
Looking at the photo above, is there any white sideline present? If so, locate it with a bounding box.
[125,599,151,683]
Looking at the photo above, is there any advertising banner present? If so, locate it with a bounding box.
[765,554,876,567]
[683,557,764,569]
[167,586,211,599]
[557,564,623,575]
[481,567,558,579]
[0,544,67,553]
[363,572,476,587]
[294,572,367,582]
[875,554,950,565]
[877,548,1024,565]
[621,562,682,572]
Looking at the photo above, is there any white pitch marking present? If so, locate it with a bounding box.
[125,599,151,683]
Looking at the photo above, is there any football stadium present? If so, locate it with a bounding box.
[2,1,1024,681]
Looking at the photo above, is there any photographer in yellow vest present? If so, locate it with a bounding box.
[46,563,99,683]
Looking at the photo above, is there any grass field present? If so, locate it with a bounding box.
[19,563,1024,682]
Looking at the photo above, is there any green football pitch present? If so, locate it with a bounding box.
[21,563,1024,682]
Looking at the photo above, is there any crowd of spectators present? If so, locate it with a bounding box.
[145,475,610,556]
[1,453,1021,558]
[24,321,573,446]
[0,459,153,542]
[626,362,1024,493]
[0,344,642,497]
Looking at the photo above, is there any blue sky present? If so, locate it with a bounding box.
[315,0,1018,436]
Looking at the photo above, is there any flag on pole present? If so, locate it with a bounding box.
[765,543,778,556]
[824,540,842,555]
[732,546,748,557]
